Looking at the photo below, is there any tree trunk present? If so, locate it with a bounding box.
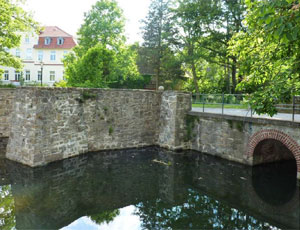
[188,44,200,102]
[231,58,237,93]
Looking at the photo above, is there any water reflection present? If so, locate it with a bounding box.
[0,147,298,230]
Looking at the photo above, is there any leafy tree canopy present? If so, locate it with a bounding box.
[64,0,144,89]
[229,0,300,115]
[64,43,140,88]
[76,0,125,56]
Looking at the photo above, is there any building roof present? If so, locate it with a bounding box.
[33,26,76,49]
[39,26,73,37]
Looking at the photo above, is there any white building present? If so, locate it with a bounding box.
[1,26,76,86]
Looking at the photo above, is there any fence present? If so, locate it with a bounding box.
[192,94,300,122]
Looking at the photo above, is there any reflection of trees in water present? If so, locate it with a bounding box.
[89,209,120,225]
[135,189,279,230]
[0,185,15,230]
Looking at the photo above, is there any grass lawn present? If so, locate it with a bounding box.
[192,103,248,109]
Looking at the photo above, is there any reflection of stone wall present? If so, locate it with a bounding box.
[3,147,299,230]
[7,148,161,230]
[4,88,190,166]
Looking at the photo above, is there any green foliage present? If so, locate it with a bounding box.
[82,91,97,100]
[140,0,182,89]
[108,126,113,135]
[172,0,246,94]
[63,1,141,89]
[53,80,68,88]
[0,185,16,230]
[0,83,16,88]
[184,115,199,142]
[89,209,120,225]
[0,0,39,72]
[76,0,125,55]
[229,0,300,115]
[64,44,140,88]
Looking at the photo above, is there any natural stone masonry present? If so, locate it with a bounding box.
[188,112,300,180]
[0,89,15,137]
[0,89,15,157]
[5,88,190,166]
[1,88,300,180]
[158,91,191,149]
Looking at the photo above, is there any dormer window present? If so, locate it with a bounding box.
[45,37,51,45]
[57,37,64,45]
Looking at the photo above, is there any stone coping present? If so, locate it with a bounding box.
[11,87,191,95]
[188,111,300,127]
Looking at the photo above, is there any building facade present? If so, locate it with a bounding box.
[1,26,76,86]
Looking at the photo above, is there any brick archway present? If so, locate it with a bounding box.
[246,129,300,176]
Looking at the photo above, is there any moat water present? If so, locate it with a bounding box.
[0,147,299,230]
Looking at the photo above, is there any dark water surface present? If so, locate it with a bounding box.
[0,147,299,230]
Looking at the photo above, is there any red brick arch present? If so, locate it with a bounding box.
[246,129,300,174]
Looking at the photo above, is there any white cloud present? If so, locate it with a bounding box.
[60,205,141,230]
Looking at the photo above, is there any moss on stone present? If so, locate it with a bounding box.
[108,126,114,136]
[185,115,199,142]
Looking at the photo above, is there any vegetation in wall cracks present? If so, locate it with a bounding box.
[76,91,97,103]
[227,120,244,132]
[108,126,114,136]
[184,115,199,142]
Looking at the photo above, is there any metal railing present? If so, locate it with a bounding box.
[192,94,300,122]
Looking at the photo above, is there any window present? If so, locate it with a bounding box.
[25,70,30,81]
[45,37,51,45]
[16,49,21,58]
[50,71,55,81]
[57,37,64,45]
[38,71,42,81]
[3,71,9,81]
[26,48,32,59]
[50,51,56,61]
[38,51,43,61]
[25,36,30,44]
[63,50,68,57]
[15,71,21,81]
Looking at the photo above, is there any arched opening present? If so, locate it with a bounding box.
[252,139,297,206]
[253,139,295,165]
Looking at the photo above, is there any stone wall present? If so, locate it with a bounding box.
[188,112,300,179]
[0,89,15,137]
[0,89,15,157]
[5,88,190,166]
[158,91,191,149]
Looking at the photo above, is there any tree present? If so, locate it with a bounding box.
[172,0,246,95]
[64,0,141,88]
[0,0,38,74]
[76,0,125,56]
[229,0,300,115]
[89,209,120,225]
[141,0,177,89]
[64,44,140,88]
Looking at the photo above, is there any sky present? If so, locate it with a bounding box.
[24,0,151,43]
[61,206,141,230]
